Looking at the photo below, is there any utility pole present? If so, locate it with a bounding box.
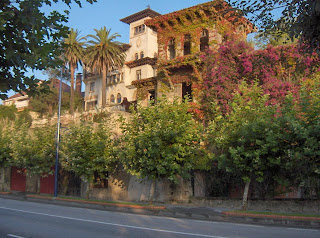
[54,67,63,197]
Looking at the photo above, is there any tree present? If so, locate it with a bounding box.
[61,122,115,197]
[64,28,86,115]
[208,81,280,209]
[86,27,125,108]
[0,120,13,168]
[228,0,320,52]
[119,98,206,203]
[201,40,320,119]
[0,0,96,100]
[8,123,56,176]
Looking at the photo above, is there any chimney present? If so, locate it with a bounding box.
[76,73,82,95]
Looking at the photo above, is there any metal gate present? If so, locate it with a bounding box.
[10,167,26,192]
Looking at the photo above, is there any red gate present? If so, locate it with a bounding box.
[10,167,26,192]
[40,173,55,194]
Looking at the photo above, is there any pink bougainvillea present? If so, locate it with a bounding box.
[199,41,320,118]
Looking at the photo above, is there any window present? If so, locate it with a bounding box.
[121,72,124,82]
[112,74,116,83]
[134,24,145,35]
[168,38,176,60]
[140,51,144,59]
[135,53,139,60]
[93,171,108,188]
[110,94,115,103]
[117,93,122,103]
[184,34,191,55]
[149,90,155,105]
[116,73,121,83]
[89,82,95,92]
[136,70,141,80]
[200,29,209,52]
[182,82,192,101]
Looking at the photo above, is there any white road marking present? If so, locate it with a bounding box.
[0,206,228,238]
[7,234,26,238]
[287,228,319,232]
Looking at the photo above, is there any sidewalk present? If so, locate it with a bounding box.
[1,192,319,229]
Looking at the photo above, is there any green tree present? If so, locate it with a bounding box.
[208,81,279,209]
[9,123,56,176]
[119,98,205,203]
[228,0,320,52]
[0,0,96,100]
[0,120,13,167]
[0,104,17,121]
[86,27,125,108]
[61,122,115,196]
[64,28,86,115]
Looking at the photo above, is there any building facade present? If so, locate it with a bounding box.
[84,8,160,111]
[84,0,254,111]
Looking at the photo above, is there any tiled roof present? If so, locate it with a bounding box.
[120,8,161,24]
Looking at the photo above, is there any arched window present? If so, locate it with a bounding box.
[140,51,144,59]
[110,94,115,104]
[184,34,191,55]
[117,93,122,103]
[200,29,209,52]
[135,53,139,60]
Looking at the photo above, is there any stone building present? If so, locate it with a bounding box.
[83,0,254,110]
[84,8,160,111]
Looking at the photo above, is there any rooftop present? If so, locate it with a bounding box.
[120,8,161,24]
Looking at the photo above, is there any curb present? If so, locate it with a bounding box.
[1,193,319,228]
[222,211,320,221]
[26,194,166,210]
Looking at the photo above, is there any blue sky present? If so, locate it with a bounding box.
[1,0,209,101]
[24,0,210,89]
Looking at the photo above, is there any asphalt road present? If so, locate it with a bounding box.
[0,198,319,238]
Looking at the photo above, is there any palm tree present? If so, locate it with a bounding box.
[64,28,85,115]
[86,27,125,108]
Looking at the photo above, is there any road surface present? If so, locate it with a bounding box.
[0,198,319,238]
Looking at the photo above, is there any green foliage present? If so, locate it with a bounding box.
[64,28,86,115]
[61,122,115,182]
[119,98,206,183]
[29,87,83,116]
[229,0,320,53]
[0,0,96,99]
[86,27,126,107]
[208,75,320,198]
[0,121,13,167]
[8,123,56,176]
[15,110,33,127]
[208,81,279,184]
[0,105,17,121]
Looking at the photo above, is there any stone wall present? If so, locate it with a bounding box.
[190,197,320,214]
[87,171,193,203]
[0,167,11,191]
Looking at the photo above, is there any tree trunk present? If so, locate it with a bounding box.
[70,65,75,115]
[149,179,156,205]
[101,64,107,108]
[242,181,250,210]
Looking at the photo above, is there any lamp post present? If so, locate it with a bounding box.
[54,67,63,197]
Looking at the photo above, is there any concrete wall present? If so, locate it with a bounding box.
[87,171,193,203]
[26,175,40,193]
[0,167,11,191]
